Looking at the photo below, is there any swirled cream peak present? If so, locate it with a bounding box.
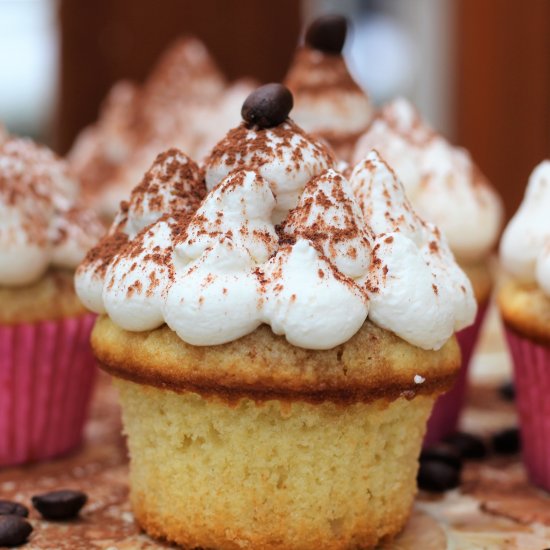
[264,169,370,348]
[75,149,205,313]
[353,98,503,262]
[281,168,371,278]
[176,170,278,265]
[284,47,373,159]
[164,170,278,344]
[0,137,104,286]
[500,160,550,295]
[139,37,225,118]
[203,120,335,222]
[262,239,369,349]
[126,148,205,237]
[351,151,476,350]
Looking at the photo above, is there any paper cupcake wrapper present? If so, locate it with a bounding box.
[424,302,489,447]
[0,314,97,467]
[504,327,550,491]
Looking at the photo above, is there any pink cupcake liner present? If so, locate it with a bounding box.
[504,327,550,491]
[424,302,489,447]
[0,314,97,468]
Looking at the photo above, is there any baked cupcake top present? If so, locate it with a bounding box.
[284,15,373,155]
[500,160,550,295]
[0,136,104,287]
[352,98,503,263]
[76,84,475,351]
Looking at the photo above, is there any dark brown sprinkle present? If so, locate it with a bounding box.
[241,83,293,128]
[0,501,28,518]
[31,490,87,520]
[417,460,461,493]
[498,381,516,401]
[443,431,487,460]
[305,14,348,54]
[420,443,462,471]
[492,427,521,455]
[0,515,33,547]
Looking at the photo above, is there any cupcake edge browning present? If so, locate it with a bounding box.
[92,315,459,405]
[498,279,550,345]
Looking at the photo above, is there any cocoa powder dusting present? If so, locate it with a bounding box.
[429,241,439,253]
[285,47,364,97]
[204,120,333,176]
[83,232,129,276]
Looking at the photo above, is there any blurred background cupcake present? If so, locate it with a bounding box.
[284,15,374,161]
[68,37,255,221]
[0,132,104,467]
[499,160,550,491]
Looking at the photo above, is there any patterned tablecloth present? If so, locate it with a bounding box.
[2,305,550,549]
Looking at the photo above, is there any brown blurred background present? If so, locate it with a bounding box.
[1,0,549,219]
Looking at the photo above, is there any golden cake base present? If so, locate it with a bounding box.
[498,278,550,343]
[93,316,460,549]
[117,379,434,550]
[0,268,86,324]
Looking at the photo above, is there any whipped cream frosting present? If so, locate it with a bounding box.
[352,98,503,263]
[203,120,335,223]
[0,137,104,287]
[76,115,475,350]
[500,160,550,295]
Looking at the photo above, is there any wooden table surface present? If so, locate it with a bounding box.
[2,307,550,550]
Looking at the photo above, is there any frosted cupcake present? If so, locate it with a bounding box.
[499,160,550,490]
[76,85,475,549]
[70,37,253,221]
[0,136,104,467]
[284,15,374,161]
[353,98,503,444]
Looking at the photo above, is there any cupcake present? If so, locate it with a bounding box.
[284,15,374,161]
[68,80,139,207]
[353,98,503,444]
[76,85,475,549]
[70,37,253,221]
[499,160,550,491]
[0,136,104,467]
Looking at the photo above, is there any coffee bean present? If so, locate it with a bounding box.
[443,431,487,460]
[498,381,515,401]
[305,15,348,54]
[492,428,521,455]
[241,84,293,129]
[0,500,28,518]
[32,490,87,520]
[420,443,462,471]
[0,515,33,547]
[418,460,461,493]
